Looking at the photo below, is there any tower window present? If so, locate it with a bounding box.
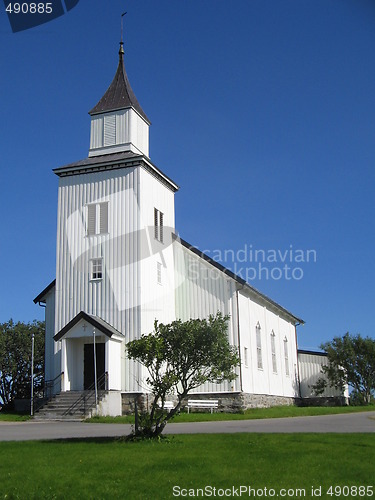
[244,347,248,368]
[91,258,103,281]
[154,208,164,243]
[103,115,116,146]
[87,202,109,236]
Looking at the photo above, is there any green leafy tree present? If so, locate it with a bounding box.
[312,333,375,404]
[0,320,45,407]
[126,312,240,438]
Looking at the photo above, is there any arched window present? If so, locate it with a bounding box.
[271,330,277,374]
[284,337,290,376]
[256,322,263,370]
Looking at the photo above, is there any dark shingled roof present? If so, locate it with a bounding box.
[173,235,305,326]
[89,43,150,124]
[54,151,141,172]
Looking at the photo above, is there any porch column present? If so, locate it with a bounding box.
[61,338,68,391]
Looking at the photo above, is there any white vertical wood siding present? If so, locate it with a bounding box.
[238,291,299,398]
[107,338,122,391]
[55,167,142,391]
[139,167,176,333]
[132,167,177,388]
[174,241,240,393]
[43,288,58,384]
[298,352,345,398]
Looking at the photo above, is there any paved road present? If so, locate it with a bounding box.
[0,412,374,441]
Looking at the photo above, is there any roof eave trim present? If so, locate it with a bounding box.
[54,311,123,342]
[89,105,151,126]
[33,279,56,304]
[53,156,179,192]
[298,349,327,357]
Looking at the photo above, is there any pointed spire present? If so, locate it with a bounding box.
[89,43,150,124]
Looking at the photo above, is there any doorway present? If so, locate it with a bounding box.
[83,343,105,390]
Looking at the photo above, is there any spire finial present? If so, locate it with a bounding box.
[120,11,127,55]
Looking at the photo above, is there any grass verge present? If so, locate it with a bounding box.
[85,404,375,424]
[0,433,374,499]
[0,412,31,422]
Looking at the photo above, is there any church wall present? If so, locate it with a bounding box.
[238,291,299,398]
[43,287,58,385]
[128,167,178,390]
[107,338,122,391]
[173,241,241,394]
[298,351,347,399]
[138,166,176,335]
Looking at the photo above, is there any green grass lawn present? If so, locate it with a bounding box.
[0,434,374,499]
[86,404,375,424]
[0,412,31,422]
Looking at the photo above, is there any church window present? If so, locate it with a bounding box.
[103,114,116,146]
[91,258,103,281]
[244,347,248,367]
[157,262,162,285]
[154,208,164,243]
[87,202,108,236]
[271,331,277,373]
[256,322,263,370]
[284,337,290,376]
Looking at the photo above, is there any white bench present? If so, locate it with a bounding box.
[157,401,175,411]
[187,399,219,414]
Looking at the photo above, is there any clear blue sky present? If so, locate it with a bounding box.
[1,0,374,350]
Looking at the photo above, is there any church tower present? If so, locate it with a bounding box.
[48,42,178,396]
[88,42,150,158]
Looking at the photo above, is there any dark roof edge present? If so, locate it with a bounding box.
[298,349,327,357]
[173,234,305,325]
[33,279,56,304]
[89,104,151,125]
[54,311,121,341]
[53,155,179,193]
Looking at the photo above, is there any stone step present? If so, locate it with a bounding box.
[34,390,108,421]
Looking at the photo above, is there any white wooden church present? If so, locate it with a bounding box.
[34,42,343,416]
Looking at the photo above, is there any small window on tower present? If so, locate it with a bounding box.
[87,202,109,236]
[154,208,164,243]
[91,258,103,281]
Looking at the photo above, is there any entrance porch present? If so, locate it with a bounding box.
[54,311,124,393]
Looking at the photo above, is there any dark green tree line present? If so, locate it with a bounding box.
[0,320,45,407]
[313,333,375,404]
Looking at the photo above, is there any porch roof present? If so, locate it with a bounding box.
[54,311,124,341]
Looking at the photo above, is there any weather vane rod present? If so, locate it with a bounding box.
[121,11,127,44]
